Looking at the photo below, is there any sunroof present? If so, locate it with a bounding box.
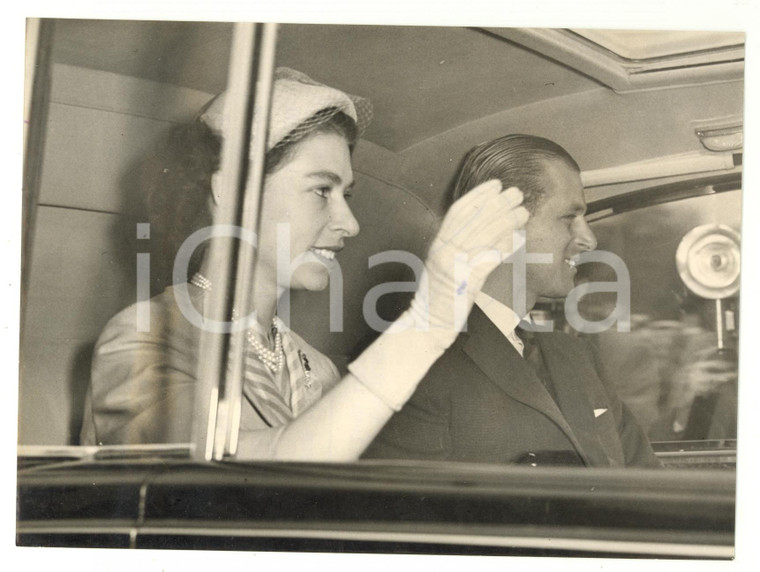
[571,29,745,60]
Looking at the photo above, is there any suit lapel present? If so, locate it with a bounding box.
[462,306,595,464]
[537,334,614,467]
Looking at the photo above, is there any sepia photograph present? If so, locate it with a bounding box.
[9,1,757,569]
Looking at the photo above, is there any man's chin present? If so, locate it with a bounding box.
[535,294,568,304]
[536,283,576,303]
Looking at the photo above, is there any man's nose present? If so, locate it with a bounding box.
[575,218,597,251]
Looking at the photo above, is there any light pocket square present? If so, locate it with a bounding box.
[594,408,608,418]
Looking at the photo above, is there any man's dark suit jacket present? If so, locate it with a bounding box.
[363,305,660,467]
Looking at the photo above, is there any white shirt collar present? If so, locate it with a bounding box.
[474,291,528,356]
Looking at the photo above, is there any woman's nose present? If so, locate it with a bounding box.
[332,199,360,238]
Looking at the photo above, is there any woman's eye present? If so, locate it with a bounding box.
[314,186,331,198]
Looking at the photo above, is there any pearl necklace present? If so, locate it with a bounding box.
[247,328,284,374]
[189,273,285,374]
[189,273,212,291]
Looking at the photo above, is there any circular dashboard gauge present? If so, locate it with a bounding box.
[676,224,741,299]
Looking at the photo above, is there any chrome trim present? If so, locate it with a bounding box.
[191,23,279,462]
[18,443,193,460]
[224,23,278,459]
[16,523,734,558]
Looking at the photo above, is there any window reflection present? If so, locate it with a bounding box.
[576,191,740,449]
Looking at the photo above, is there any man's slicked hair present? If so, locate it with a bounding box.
[451,134,580,213]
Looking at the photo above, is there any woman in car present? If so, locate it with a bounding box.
[80,67,528,460]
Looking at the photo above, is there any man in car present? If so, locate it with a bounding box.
[362,134,661,467]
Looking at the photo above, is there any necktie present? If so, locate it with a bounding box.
[515,321,537,361]
[515,322,558,402]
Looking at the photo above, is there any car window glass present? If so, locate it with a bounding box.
[19,21,740,473]
[576,190,741,448]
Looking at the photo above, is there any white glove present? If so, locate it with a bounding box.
[350,180,529,409]
[410,181,527,345]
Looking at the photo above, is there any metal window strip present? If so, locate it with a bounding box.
[191,22,279,462]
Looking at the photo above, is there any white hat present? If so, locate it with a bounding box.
[200,67,373,151]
